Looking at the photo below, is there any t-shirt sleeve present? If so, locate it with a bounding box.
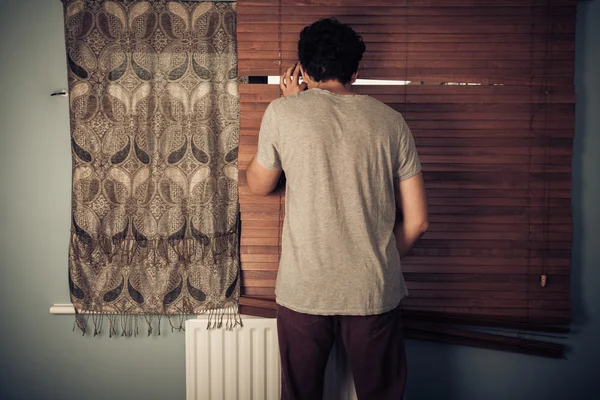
[256,102,282,170]
[394,118,422,181]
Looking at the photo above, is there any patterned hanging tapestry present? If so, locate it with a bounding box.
[63,0,241,336]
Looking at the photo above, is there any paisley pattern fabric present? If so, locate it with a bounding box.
[63,0,240,334]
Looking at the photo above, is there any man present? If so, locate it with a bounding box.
[246,18,428,400]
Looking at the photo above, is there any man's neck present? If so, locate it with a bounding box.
[308,80,354,95]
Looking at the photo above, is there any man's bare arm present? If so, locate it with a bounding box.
[246,154,282,196]
[394,172,428,257]
[246,63,304,196]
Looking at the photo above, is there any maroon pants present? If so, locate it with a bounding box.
[276,304,407,400]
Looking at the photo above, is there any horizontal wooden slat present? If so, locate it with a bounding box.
[240,287,276,298]
[241,261,280,270]
[240,248,571,264]
[239,22,574,35]
[411,239,570,250]
[238,202,572,216]
[239,155,571,169]
[240,50,575,64]
[404,189,571,199]
[239,40,575,54]
[240,270,570,291]
[239,144,573,157]
[406,287,569,298]
[239,13,574,27]
[239,228,281,237]
[421,231,571,242]
[404,280,569,293]
[239,218,281,229]
[241,122,575,135]
[240,186,573,200]
[402,298,569,309]
[239,295,277,309]
[404,256,569,266]
[240,261,570,276]
[239,3,576,14]
[241,113,574,129]
[241,237,280,246]
[241,279,276,288]
[240,32,575,44]
[430,217,572,227]
[241,129,575,140]
[242,102,575,115]
[239,161,571,173]
[427,197,571,208]
[401,264,569,275]
[279,0,577,7]
[239,83,575,97]
[238,195,280,205]
[240,223,573,237]
[411,243,571,256]
[238,212,572,226]
[238,304,276,318]
[406,247,570,259]
[413,138,573,148]
[406,307,571,321]
[240,135,584,148]
[241,269,569,283]
[240,171,573,191]
[237,206,573,222]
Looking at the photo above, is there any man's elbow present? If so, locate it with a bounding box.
[247,173,274,196]
[419,219,429,235]
[410,217,429,236]
[248,182,272,196]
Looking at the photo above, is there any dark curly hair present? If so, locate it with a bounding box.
[298,18,366,85]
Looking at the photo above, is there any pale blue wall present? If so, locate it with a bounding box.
[0,1,598,399]
[0,1,187,399]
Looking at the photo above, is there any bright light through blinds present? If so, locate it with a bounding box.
[266,76,411,85]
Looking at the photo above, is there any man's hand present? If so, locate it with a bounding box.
[394,173,428,257]
[280,63,307,97]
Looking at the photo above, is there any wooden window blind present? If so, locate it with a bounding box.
[236,0,575,358]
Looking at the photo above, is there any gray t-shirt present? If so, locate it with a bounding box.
[256,88,421,315]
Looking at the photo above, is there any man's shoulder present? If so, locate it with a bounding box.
[360,95,406,123]
[268,90,406,124]
[270,89,316,105]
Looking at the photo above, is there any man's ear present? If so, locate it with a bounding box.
[299,65,309,83]
[350,70,359,85]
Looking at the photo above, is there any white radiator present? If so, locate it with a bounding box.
[186,317,358,400]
